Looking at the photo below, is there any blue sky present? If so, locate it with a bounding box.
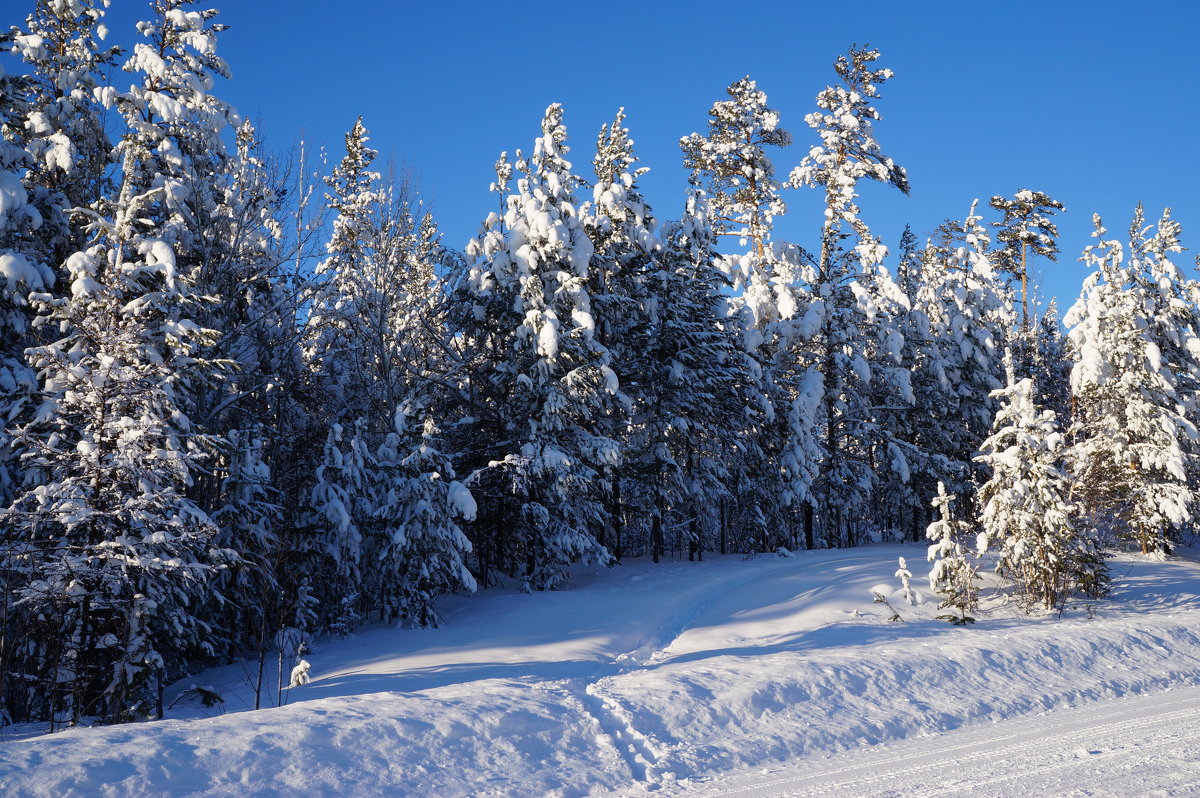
[12,1,1200,309]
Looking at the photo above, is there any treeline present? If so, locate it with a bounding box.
[0,2,1194,727]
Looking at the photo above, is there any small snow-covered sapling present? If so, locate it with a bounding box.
[289,659,312,688]
[896,557,915,605]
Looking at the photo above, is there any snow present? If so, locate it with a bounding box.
[4,545,1200,797]
[447,479,477,521]
[0,172,30,227]
[0,252,49,292]
[538,315,560,358]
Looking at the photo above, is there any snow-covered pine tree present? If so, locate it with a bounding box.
[299,422,365,632]
[680,77,806,549]
[976,359,1105,610]
[211,426,282,657]
[926,483,979,624]
[989,189,1064,354]
[914,204,1013,508]
[304,117,383,423]
[301,120,460,620]
[1131,205,1200,509]
[582,108,650,555]
[374,180,452,419]
[887,223,933,539]
[371,412,477,627]
[879,218,992,543]
[460,104,618,589]
[788,45,909,270]
[0,36,57,726]
[0,50,55,506]
[881,264,941,542]
[1067,211,1195,553]
[190,119,286,429]
[680,77,791,262]
[634,186,751,561]
[110,0,299,668]
[896,224,921,304]
[786,45,913,545]
[100,0,265,528]
[448,152,521,584]
[587,109,655,361]
[1033,299,1072,424]
[2,0,242,726]
[2,184,227,725]
[678,76,794,321]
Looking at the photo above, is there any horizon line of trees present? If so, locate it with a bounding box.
[0,1,1195,728]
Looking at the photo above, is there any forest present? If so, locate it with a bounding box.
[0,0,1195,729]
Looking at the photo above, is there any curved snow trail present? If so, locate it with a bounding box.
[585,553,881,786]
[609,554,829,671]
[663,685,1200,797]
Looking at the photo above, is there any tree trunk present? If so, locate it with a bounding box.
[720,496,728,555]
[613,477,623,561]
[1020,241,1029,334]
[156,667,165,720]
[652,480,664,564]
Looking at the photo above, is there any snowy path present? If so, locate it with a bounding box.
[667,684,1200,797]
[4,546,1200,797]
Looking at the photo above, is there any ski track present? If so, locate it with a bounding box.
[584,554,811,786]
[679,687,1200,798]
[581,684,662,784]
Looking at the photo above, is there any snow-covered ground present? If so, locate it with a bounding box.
[3,543,1200,797]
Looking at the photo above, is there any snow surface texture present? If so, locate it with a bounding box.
[3,545,1200,797]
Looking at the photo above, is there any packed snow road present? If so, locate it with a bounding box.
[663,685,1200,797]
[3,545,1200,797]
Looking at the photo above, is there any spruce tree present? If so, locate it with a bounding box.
[304,117,383,423]
[299,422,365,632]
[461,105,617,589]
[914,204,1013,506]
[977,362,1105,609]
[1032,299,1072,424]
[1067,212,1194,553]
[896,223,921,303]
[372,413,477,627]
[926,483,979,624]
[584,108,651,556]
[636,187,750,560]
[9,0,119,267]
[2,0,240,725]
[0,51,54,505]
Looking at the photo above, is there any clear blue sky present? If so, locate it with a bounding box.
[11,1,1200,310]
